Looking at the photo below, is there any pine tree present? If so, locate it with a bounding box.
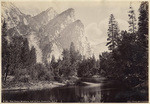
[11,36,24,73]
[70,42,82,62]
[106,14,120,51]
[60,49,71,77]
[128,3,137,34]
[70,42,83,77]
[90,54,97,75]
[137,1,148,81]
[29,46,36,66]
[138,1,148,48]
[2,20,10,82]
[21,38,30,68]
[51,55,57,69]
[92,54,96,67]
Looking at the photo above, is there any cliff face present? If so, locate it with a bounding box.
[41,8,75,40]
[1,2,25,29]
[2,3,92,63]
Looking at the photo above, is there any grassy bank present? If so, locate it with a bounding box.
[2,75,79,91]
[2,80,65,91]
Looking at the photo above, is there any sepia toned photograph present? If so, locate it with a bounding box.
[1,0,148,103]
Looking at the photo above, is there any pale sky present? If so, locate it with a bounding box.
[12,1,141,53]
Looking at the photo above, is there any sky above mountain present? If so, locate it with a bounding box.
[13,1,141,53]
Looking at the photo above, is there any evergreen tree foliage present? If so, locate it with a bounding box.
[50,55,57,73]
[128,3,137,34]
[10,36,24,74]
[2,21,10,82]
[138,1,148,48]
[21,38,30,68]
[106,14,120,51]
[78,55,99,77]
[137,1,148,81]
[2,21,37,82]
[29,46,36,66]
[60,49,71,77]
[101,2,148,94]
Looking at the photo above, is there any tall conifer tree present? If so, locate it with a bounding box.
[106,14,120,51]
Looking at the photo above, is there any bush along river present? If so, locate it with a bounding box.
[2,77,148,102]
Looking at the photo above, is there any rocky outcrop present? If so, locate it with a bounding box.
[2,3,92,63]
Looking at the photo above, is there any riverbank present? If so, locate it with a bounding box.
[2,81,65,91]
[2,75,80,91]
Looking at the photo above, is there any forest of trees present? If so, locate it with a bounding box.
[2,21,99,84]
[2,21,37,82]
[2,2,148,98]
[100,1,148,94]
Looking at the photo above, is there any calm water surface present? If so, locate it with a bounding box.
[2,77,142,102]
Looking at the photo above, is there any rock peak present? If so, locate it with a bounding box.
[60,8,75,16]
[66,8,74,12]
[74,20,84,28]
[46,7,54,12]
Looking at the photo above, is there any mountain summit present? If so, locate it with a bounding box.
[2,3,92,63]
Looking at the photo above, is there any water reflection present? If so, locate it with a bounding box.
[2,78,128,102]
[80,91,101,102]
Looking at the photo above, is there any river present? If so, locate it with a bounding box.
[2,77,143,102]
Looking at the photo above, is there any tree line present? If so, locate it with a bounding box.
[2,21,99,83]
[2,22,36,82]
[100,1,148,90]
